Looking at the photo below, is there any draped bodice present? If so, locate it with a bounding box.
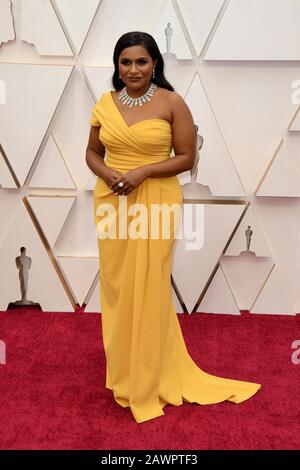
[90,91,173,172]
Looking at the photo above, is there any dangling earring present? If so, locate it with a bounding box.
[152,68,155,79]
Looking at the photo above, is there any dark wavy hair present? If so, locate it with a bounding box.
[112,31,175,92]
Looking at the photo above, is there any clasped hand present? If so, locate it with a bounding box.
[105,167,148,196]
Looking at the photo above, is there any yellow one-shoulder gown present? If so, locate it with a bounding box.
[90,91,261,423]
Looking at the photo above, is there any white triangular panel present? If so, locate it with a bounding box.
[225,206,272,257]
[220,253,274,311]
[199,65,300,193]
[0,0,15,46]
[0,189,20,248]
[84,171,97,191]
[0,64,72,186]
[196,266,240,315]
[84,276,101,313]
[84,66,113,100]
[255,196,300,314]
[251,266,296,315]
[52,70,96,188]
[0,79,5,104]
[153,0,192,59]
[29,135,76,189]
[173,204,244,312]
[164,63,196,97]
[0,200,73,312]
[205,0,300,60]
[20,0,73,56]
[55,0,100,53]
[256,139,300,197]
[54,191,98,257]
[185,73,245,196]
[28,196,76,247]
[0,151,16,188]
[289,107,300,131]
[177,0,224,56]
[58,256,99,305]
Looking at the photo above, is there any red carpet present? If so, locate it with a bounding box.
[0,308,299,450]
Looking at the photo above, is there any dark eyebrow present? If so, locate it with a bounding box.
[120,57,149,60]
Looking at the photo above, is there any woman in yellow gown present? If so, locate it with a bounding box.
[86,32,261,424]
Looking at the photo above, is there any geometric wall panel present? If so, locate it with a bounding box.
[0,189,20,248]
[256,138,300,197]
[55,0,101,54]
[28,195,76,248]
[185,73,245,197]
[220,253,274,311]
[177,0,224,56]
[54,192,98,257]
[199,64,300,193]
[0,150,16,188]
[0,0,15,47]
[84,171,98,191]
[0,200,73,312]
[84,275,101,313]
[225,206,272,257]
[153,0,193,59]
[289,107,300,131]
[29,135,76,189]
[83,66,114,101]
[81,0,170,66]
[57,256,99,305]
[204,0,300,60]
[196,265,240,315]
[0,78,5,104]
[254,196,300,313]
[20,0,73,56]
[52,70,96,188]
[163,62,196,98]
[250,266,296,315]
[173,203,245,312]
[0,64,73,186]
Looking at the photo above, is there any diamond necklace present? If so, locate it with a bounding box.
[118,82,157,107]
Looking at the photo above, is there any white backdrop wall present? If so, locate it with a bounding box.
[0,0,300,314]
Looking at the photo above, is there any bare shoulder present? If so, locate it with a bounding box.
[157,87,182,102]
[167,90,188,110]
[157,88,190,120]
[161,89,193,126]
[159,89,188,111]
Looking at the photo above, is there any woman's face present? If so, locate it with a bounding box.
[118,45,156,91]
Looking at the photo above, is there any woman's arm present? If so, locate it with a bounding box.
[85,126,108,178]
[143,92,196,178]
